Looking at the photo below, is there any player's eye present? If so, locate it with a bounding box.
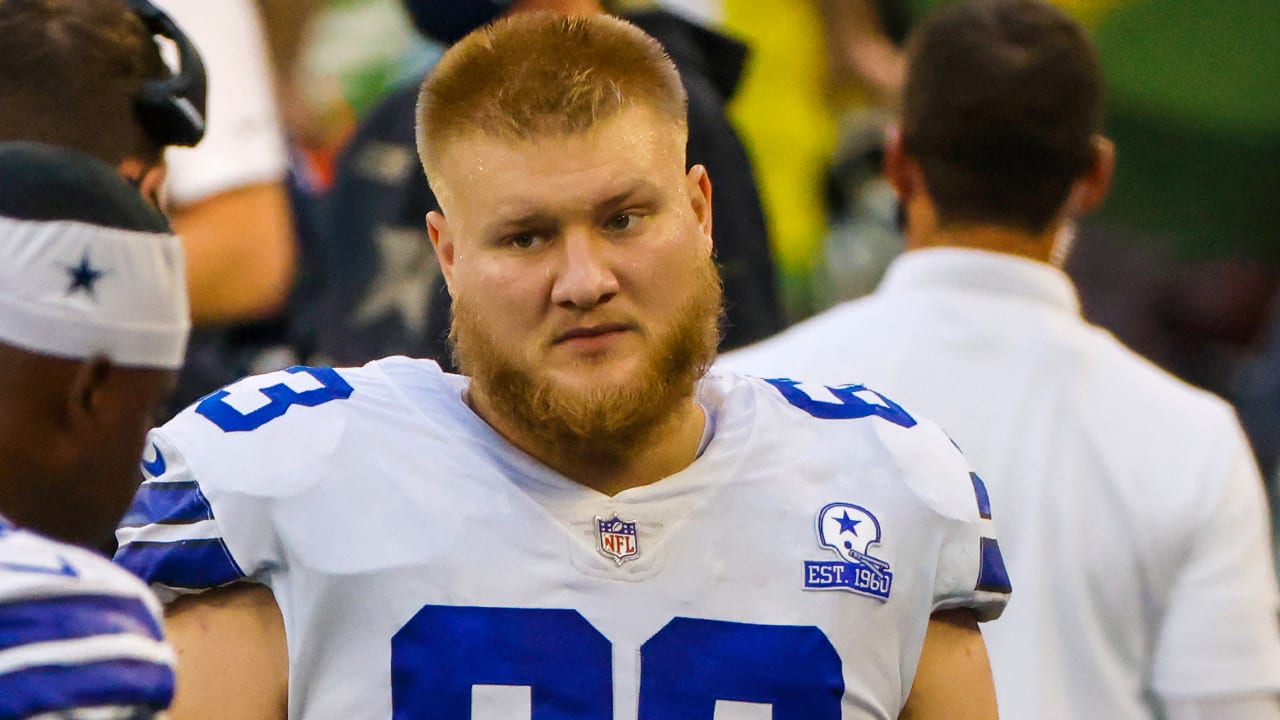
[605,213,635,232]
[508,232,537,249]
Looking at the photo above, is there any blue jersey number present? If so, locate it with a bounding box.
[195,366,353,432]
[764,378,916,428]
[391,605,843,719]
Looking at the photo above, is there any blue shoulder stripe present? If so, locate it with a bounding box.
[118,481,215,529]
[114,539,244,590]
[976,537,1012,595]
[0,594,161,652]
[0,658,173,719]
[969,473,993,520]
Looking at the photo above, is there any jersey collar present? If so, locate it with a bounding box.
[878,247,1081,316]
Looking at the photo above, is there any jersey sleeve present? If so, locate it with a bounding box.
[114,365,359,603]
[0,531,175,718]
[114,427,274,604]
[889,416,1012,623]
[1150,415,1280,697]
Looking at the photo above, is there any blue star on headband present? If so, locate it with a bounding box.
[65,252,106,297]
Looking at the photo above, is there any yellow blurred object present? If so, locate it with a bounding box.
[1053,0,1131,26]
[722,0,837,290]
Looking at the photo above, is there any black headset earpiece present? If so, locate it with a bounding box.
[127,0,208,148]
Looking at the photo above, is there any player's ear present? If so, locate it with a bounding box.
[426,210,456,294]
[685,164,713,254]
[117,157,167,208]
[1067,134,1114,217]
[883,124,918,203]
[65,356,114,431]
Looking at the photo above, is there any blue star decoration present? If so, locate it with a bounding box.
[65,252,106,298]
[835,510,861,535]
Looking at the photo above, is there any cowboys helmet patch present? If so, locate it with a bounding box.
[596,515,639,565]
[804,502,893,601]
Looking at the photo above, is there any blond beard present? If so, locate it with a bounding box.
[451,259,723,468]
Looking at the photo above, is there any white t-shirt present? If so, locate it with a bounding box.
[115,357,1009,719]
[153,0,288,206]
[0,518,174,718]
[721,247,1280,719]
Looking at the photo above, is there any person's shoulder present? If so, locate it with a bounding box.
[0,527,160,608]
[717,296,880,377]
[719,369,975,514]
[1081,323,1241,435]
[167,356,445,434]
[713,370,1007,616]
[155,357,458,490]
[0,526,174,717]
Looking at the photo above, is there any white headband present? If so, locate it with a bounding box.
[0,214,190,369]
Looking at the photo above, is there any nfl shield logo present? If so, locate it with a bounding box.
[596,515,639,565]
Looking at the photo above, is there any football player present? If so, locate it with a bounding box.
[0,142,190,718]
[116,12,1010,719]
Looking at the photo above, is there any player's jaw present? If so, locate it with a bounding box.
[451,257,722,471]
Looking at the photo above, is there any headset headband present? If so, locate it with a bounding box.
[128,0,208,148]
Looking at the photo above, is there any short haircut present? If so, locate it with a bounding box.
[416,11,688,189]
[0,0,168,166]
[901,0,1103,233]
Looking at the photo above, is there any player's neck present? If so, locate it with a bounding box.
[907,223,1062,265]
[470,391,708,496]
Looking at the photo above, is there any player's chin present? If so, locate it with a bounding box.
[547,355,646,390]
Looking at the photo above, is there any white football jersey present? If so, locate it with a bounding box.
[116,358,1009,719]
[0,517,174,719]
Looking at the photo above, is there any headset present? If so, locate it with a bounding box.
[127,0,208,147]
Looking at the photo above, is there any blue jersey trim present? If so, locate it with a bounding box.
[970,473,993,520]
[114,539,244,590]
[763,379,917,428]
[118,482,215,529]
[0,594,162,652]
[0,658,173,719]
[976,537,1012,595]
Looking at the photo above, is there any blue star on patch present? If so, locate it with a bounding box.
[835,510,861,535]
[65,252,106,297]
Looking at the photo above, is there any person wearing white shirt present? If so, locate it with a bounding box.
[720,1,1280,718]
[154,0,296,324]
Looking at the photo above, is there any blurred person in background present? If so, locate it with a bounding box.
[0,0,197,206]
[722,1,1280,717]
[0,142,189,719]
[0,0,232,418]
[311,0,782,368]
[150,0,302,414]
[832,0,1280,458]
[152,0,295,326]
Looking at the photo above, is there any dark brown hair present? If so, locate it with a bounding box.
[902,0,1103,233]
[0,0,168,166]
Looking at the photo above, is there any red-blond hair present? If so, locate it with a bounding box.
[416,11,687,189]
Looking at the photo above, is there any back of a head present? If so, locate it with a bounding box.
[0,0,168,165]
[901,0,1102,234]
[0,141,190,545]
[416,11,687,192]
[0,141,188,370]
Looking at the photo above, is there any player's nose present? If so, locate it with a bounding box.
[550,229,619,310]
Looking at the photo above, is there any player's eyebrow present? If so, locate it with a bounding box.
[483,180,663,236]
[592,180,660,211]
